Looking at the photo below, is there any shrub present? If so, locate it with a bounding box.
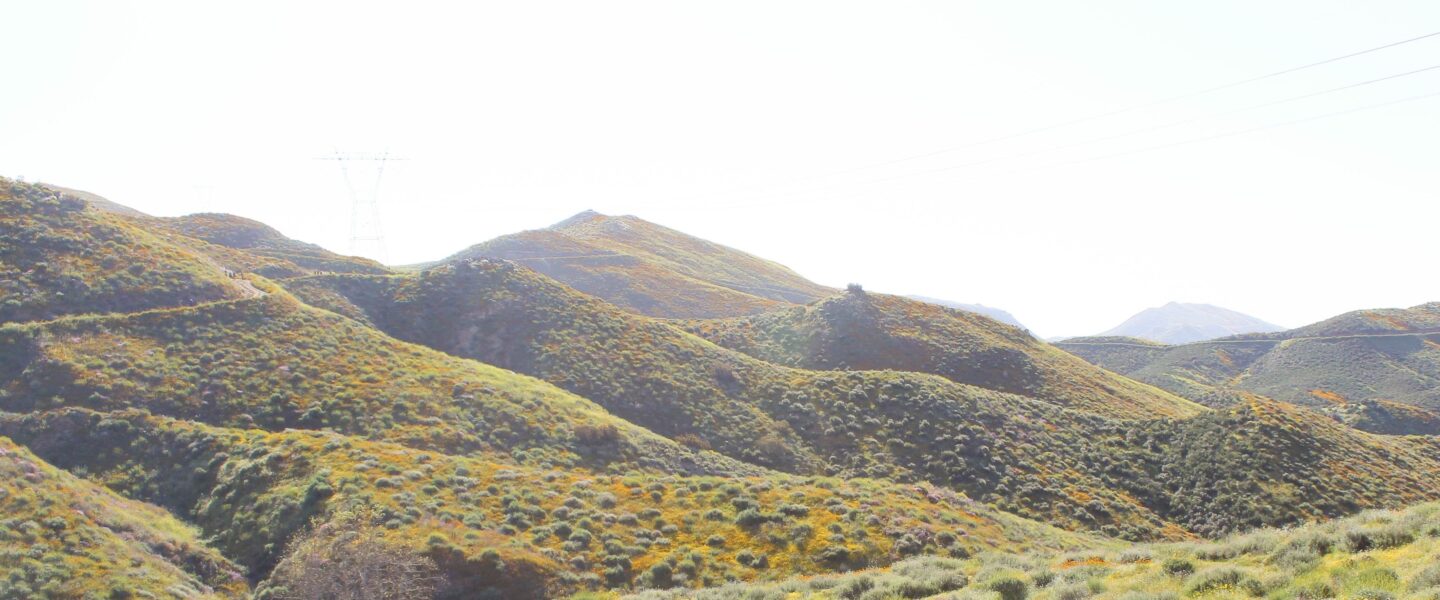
[1161,558,1194,577]
[1292,581,1335,599]
[987,576,1028,600]
[1184,568,1263,597]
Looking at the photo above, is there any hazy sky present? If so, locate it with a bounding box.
[4,1,1438,337]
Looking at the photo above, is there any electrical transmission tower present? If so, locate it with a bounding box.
[315,151,404,263]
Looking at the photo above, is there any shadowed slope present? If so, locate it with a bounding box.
[682,289,1201,420]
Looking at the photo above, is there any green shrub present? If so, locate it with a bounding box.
[1161,558,1194,577]
[1184,567,1263,597]
[987,576,1028,600]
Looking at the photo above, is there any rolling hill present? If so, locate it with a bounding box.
[279,260,1440,543]
[1059,302,1440,432]
[0,408,1093,598]
[437,211,834,318]
[1,179,251,324]
[1095,302,1284,344]
[680,288,1193,420]
[281,261,1218,539]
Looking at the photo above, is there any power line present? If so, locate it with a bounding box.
[1042,88,1440,170]
[825,29,1440,172]
[704,88,1440,211]
[645,29,1440,210]
[838,63,1440,190]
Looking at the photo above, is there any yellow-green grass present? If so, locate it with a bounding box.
[1,178,247,325]
[0,436,247,599]
[0,408,1095,598]
[0,284,754,477]
[616,502,1440,600]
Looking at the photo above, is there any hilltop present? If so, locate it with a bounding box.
[437,211,834,318]
[1,179,251,324]
[1059,302,1440,430]
[1095,302,1284,344]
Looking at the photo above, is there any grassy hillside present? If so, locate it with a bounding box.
[281,262,1199,538]
[0,282,752,477]
[680,289,1200,420]
[277,262,1440,542]
[1,178,248,324]
[0,435,247,599]
[621,501,1440,600]
[1059,305,1440,428]
[0,408,1093,597]
[439,211,833,318]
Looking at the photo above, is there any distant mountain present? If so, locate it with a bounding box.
[1059,302,1440,433]
[437,210,835,318]
[1097,302,1284,344]
[906,295,1027,329]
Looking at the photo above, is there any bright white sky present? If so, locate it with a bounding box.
[4,1,1438,337]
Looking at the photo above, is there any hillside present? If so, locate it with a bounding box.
[907,295,1027,329]
[1096,302,1284,344]
[0,283,754,477]
[626,500,1440,600]
[0,435,247,599]
[282,261,1215,539]
[680,288,1195,420]
[1059,303,1440,426]
[0,408,1094,597]
[1,178,250,324]
[279,261,1440,543]
[438,211,834,318]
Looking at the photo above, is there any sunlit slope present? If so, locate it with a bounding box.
[682,289,1202,420]
[1059,303,1440,428]
[439,211,833,318]
[625,501,1440,600]
[0,408,1093,598]
[1,178,248,324]
[0,284,752,477]
[0,435,247,599]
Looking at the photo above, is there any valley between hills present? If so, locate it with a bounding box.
[4,177,1440,599]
